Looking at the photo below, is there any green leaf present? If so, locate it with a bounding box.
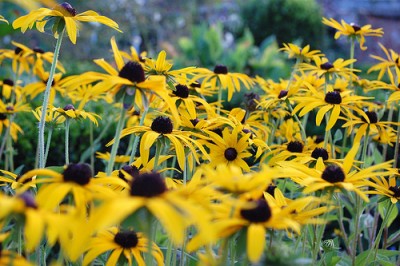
[333,129,343,144]
[377,199,398,227]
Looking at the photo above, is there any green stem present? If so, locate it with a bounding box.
[349,38,355,91]
[217,79,223,115]
[44,126,54,167]
[368,203,395,265]
[0,115,14,169]
[323,111,331,151]
[351,194,362,266]
[106,100,127,175]
[153,139,162,171]
[393,106,400,168]
[165,239,174,266]
[336,193,352,255]
[285,99,307,143]
[89,121,94,170]
[340,127,349,159]
[65,118,71,165]
[129,107,149,164]
[38,29,65,168]
[145,212,155,266]
[382,102,395,162]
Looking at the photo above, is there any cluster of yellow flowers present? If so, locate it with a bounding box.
[0,2,399,266]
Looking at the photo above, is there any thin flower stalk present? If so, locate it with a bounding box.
[129,107,149,164]
[38,29,65,168]
[65,118,71,165]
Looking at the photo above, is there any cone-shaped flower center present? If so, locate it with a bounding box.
[14,47,23,55]
[114,230,139,248]
[311,147,329,160]
[389,186,400,198]
[63,163,92,185]
[287,141,303,153]
[278,90,289,99]
[173,84,189,98]
[54,2,77,16]
[321,165,345,183]
[118,165,139,182]
[325,91,342,104]
[361,111,378,124]
[350,23,361,32]
[151,116,173,134]
[119,61,146,83]
[19,192,38,209]
[33,47,45,54]
[266,185,277,196]
[320,62,334,70]
[130,172,167,197]
[63,104,75,111]
[213,64,228,74]
[3,79,14,86]
[244,92,260,111]
[240,199,272,223]
[224,147,238,161]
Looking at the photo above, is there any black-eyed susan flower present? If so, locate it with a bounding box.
[0,169,36,191]
[17,164,125,210]
[83,227,164,266]
[88,171,205,245]
[322,17,383,50]
[291,85,372,131]
[280,43,324,62]
[205,127,252,172]
[277,147,393,202]
[367,176,400,204]
[0,232,32,266]
[108,115,209,170]
[191,64,254,101]
[368,43,400,80]
[299,56,358,80]
[54,104,100,126]
[12,2,121,44]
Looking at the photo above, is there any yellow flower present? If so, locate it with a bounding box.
[280,43,324,62]
[54,104,100,126]
[368,43,400,80]
[299,56,358,80]
[367,176,400,204]
[322,17,383,50]
[205,127,252,172]
[191,65,254,101]
[12,2,121,44]
[83,227,164,266]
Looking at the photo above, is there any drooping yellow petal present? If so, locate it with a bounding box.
[64,17,78,44]
[247,224,266,263]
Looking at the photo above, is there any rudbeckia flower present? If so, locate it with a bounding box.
[17,164,125,210]
[368,43,400,80]
[299,56,358,80]
[277,147,393,202]
[0,169,36,190]
[322,17,383,50]
[83,227,164,266]
[367,176,400,204]
[280,43,324,62]
[205,127,252,172]
[88,171,206,244]
[12,2,121,44]
[54,104,100,126]
[291,85,372,131]
[108,115,209,170]
[191,64,254,101]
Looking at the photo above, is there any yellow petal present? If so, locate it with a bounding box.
[64,17,78,44]
[247,224,266,263]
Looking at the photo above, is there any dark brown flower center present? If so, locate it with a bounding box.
[190,118,199,127]
[213,64,228,74]
[119,61,146,83]
[351,23,361,32]
[173,84,189,98]
[0,113,7,121]
[361,111,378,124]
[118,165,139,182]
[151,116,173,134]
[57,2,77,16]
[278,90,289,99]
[266,184,277,196]
[14,47,23,55]
[130,172,167,197]
[19,192,38,209]
[224,147,238,161]
[244,92,260,111]
[63,104,75,111]
[3,79,14,86]
[287,141,303,153]
[389,186,400,198]
[315,135,324,144]
[321,164,345,183]
[33,47,45,54]
[114,230,139,248]
[63,163,92,185]
[311,147,329,160]
[320,62,334,70]
[240,199,272,222]
[324,91,342,104]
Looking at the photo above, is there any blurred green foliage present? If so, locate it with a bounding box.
[239,0,324,48]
